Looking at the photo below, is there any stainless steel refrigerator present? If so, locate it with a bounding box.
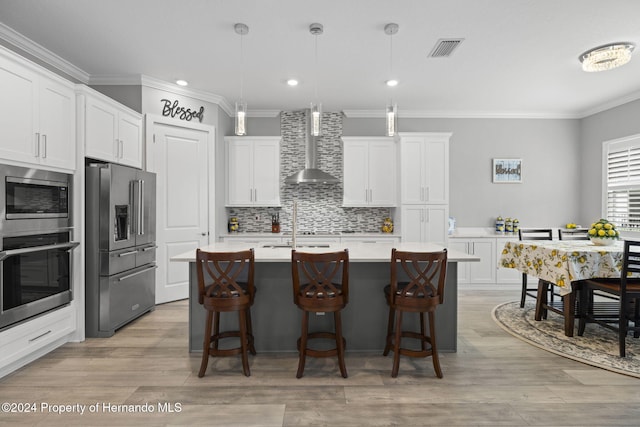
[85,163,157,337]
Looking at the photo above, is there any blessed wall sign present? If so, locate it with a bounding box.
[160,99,204,122]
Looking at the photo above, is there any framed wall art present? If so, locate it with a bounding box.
[492,158,522,183]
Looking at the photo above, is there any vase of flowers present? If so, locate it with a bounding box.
[587,219,619,245]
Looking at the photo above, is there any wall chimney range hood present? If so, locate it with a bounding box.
[284,110,339,184]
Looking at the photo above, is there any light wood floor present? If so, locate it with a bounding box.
[1,288,639,426]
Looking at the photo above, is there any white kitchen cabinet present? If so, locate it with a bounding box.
[449,238,496,284]
[398,133,450,204]
[226,136,281,207]
[342,137,396,207]
[401,205,448,245]
[0,304,75,379]
[80,86,143,168]
[0,48,75,170]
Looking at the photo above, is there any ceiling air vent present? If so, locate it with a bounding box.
[428,38,464,58]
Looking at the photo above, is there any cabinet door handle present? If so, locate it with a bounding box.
[254,188,257,202]
[425,186,429,201]
[41,134,47,158]
[115,138,119,158]
[369,189,373,202]
[35,133,40,157]
[119,139,124,158]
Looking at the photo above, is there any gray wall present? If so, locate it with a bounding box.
[578,99,640,226]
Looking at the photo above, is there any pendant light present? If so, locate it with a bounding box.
[234,23,249,136]
[384,23,399,137]
[309,23,323,136]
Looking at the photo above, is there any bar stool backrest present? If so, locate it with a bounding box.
[390,248,448,310]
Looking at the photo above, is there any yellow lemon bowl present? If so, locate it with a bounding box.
[590,237,616,246]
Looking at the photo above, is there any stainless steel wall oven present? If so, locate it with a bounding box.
[0,165,78,330]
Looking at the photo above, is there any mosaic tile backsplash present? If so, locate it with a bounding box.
[227,111,394,233]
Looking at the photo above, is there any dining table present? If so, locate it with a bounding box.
[499,238,625,336]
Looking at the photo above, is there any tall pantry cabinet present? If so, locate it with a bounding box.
[398,132,451,245]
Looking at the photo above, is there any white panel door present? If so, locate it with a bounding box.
[150,122,210,304]
[425,138,449,204]
[401,205,425,242]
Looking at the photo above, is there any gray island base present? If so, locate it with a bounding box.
[171,242,478,354]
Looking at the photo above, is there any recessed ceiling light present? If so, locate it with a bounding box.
[175,79,188,86]
[386,79,398,87]
[287,79,299,86]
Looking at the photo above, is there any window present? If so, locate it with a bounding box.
[605,134,640,230]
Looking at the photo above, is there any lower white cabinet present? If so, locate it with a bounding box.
[400,205,448,245]
[0,305,75,379]
[449,238,496,284]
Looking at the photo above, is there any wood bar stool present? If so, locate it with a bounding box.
[291,249,349,378]
[195,248,256,377]
[383,248,448,378]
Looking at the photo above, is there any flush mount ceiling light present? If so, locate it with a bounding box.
[579,42,635,72]
[384,23,399,137]
[309,23,323,136]
[234,23,249,136]
[175,79,188,87]
[287,79,299,86]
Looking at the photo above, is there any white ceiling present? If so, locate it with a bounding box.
[1,0,639,118]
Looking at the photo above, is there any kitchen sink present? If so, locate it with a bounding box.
[261,244,331,249]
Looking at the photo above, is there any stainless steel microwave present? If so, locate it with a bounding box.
[1,164,72,235]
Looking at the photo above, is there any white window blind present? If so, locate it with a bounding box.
[606,135,640,230]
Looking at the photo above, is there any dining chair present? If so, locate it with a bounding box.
[518,228,554,309]
[558,228,589,240]
[383,248,448,378]
[195,248,256,377]
[577,240,640,357]
[291,249,350,378]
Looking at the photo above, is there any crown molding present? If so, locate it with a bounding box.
[0,22,90,83]
[578,89,640,118]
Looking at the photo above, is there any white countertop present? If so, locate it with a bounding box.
[172,241,479,263]
[449,227,562,239]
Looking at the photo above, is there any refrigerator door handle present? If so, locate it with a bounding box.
[138,179,145,236]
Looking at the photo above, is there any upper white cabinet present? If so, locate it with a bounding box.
[78,86,143,168]
[342,137,396,207]
[399,133,450,204]
[226,136,281,207]
[0,48,75,170]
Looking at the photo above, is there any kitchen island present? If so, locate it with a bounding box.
[171,242,479,353]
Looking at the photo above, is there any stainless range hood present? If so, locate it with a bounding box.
[284,110,339,184]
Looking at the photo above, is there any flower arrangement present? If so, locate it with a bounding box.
[587,219,619,245]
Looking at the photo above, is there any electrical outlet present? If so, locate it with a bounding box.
[254,214,260,221]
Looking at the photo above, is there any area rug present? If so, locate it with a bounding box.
[492,301,640,378]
